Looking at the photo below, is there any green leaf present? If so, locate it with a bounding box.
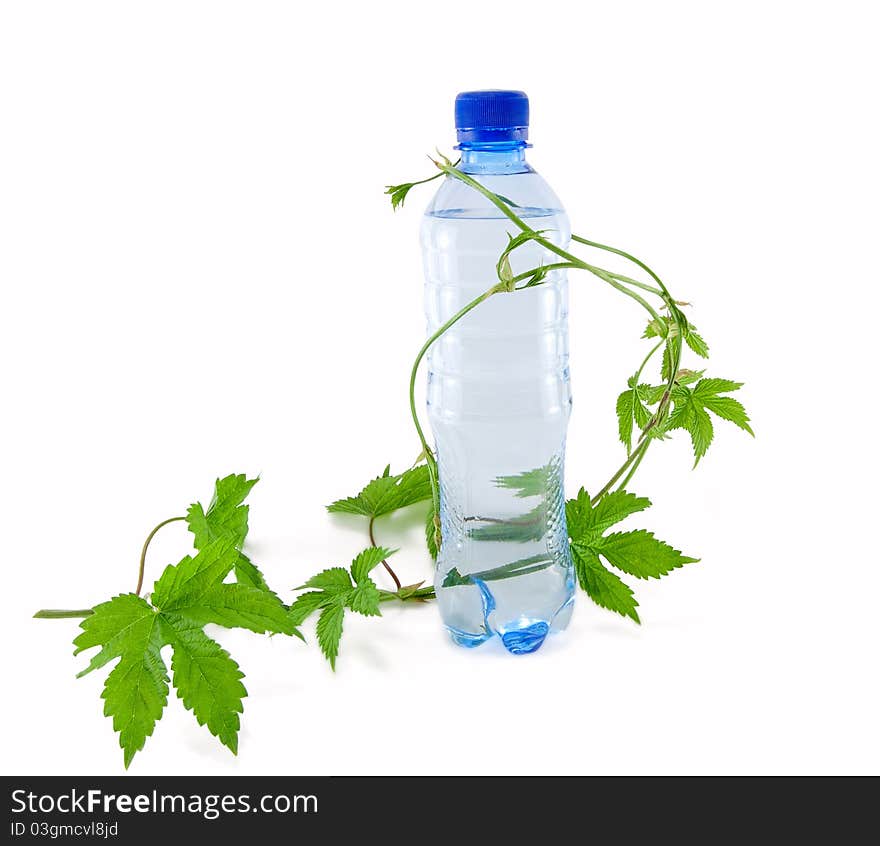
[666,395,714,464]
[566,488,696,623]
[187,474,268,590]
[694,377,743,395]
[72,479,298,768]
[288,591,327,627]
[347,547,387,618]
[74,594,170,766]
[297,567,353,593]
[73,594,159,678]
[685,326,710,358]
[351,546,395,584]
[661,339,675,381]
[168,583,301,638]
[102,646,169,769]
[642,368,703,404]
[570,545,640,623]
[348,580,382,617]
[232,553,270,591]
[494,464,554,498]
[565,488,651,541]
[292,546,394,663]
[698,395,753,435]
[316,600,345,671]
[151,539,238,610]
[385,182,417,210]
[665,377,752,464]
[595,530,698,579]
[616,382,652,454]
[327,464,433,518]
[186,474,257,547]
[165,616,246,754]
[425,502,439,560]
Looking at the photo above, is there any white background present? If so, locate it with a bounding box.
[1,1,877,776]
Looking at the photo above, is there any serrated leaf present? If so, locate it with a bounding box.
[643,369,703,405]
[103,647,169,769]
[494,464,553,498]
[348,580,382,617]
[425,502,439,560]
[694,378,743,396]
[150,539,238,609]
[594,530,698,579]
[570,545,640,623]
[74,595,169,766]
[587,490,653,536]
[616,389,635,453]
[165,616,245,754]
[297,567,353,593]
[685,327,710,358]
[699,394,754,435]
[675,400,714,463]
[187,474,256,548]
[565,488,651,542]
[288,591,327,627]
[665,377,751,464]
[385,182,416,210]
[616,384,651,454]
[351,546,395,584]
[661,340,675,381]
[566,488,696,623]
[233,552,270,591]
[72,476,298,767]
[327,464,433,518]
[169,583,300,638]
[316,600,345,670]
[73,594,159,677]
[187,474,268,590]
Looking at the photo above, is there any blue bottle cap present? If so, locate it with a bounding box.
[454,90,529,145]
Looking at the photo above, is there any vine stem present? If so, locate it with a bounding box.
[368,516,401,590]
[35,515,188,620]
[439,164,666,323]
[436,162,687,500]
[135,516,186,595]
[33,608,93,619]
[617,441,650,491]
[378,586,436,602]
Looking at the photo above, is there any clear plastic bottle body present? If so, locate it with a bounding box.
[421,146,575,654]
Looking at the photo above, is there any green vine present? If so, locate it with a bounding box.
[34,149,752,769]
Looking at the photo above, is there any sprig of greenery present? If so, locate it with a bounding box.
[364,157,751,619]
[327,463,433,589]
[566,489,698,623]
[289,546,409,670]
[35,475,298,768]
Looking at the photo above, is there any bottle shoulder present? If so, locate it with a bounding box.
[423,167,566,221]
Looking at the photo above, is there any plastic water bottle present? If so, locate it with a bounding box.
[421,90,575,654]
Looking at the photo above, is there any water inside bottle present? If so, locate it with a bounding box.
[423,208,576,654]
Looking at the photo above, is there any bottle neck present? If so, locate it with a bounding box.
[457,142,530,175]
